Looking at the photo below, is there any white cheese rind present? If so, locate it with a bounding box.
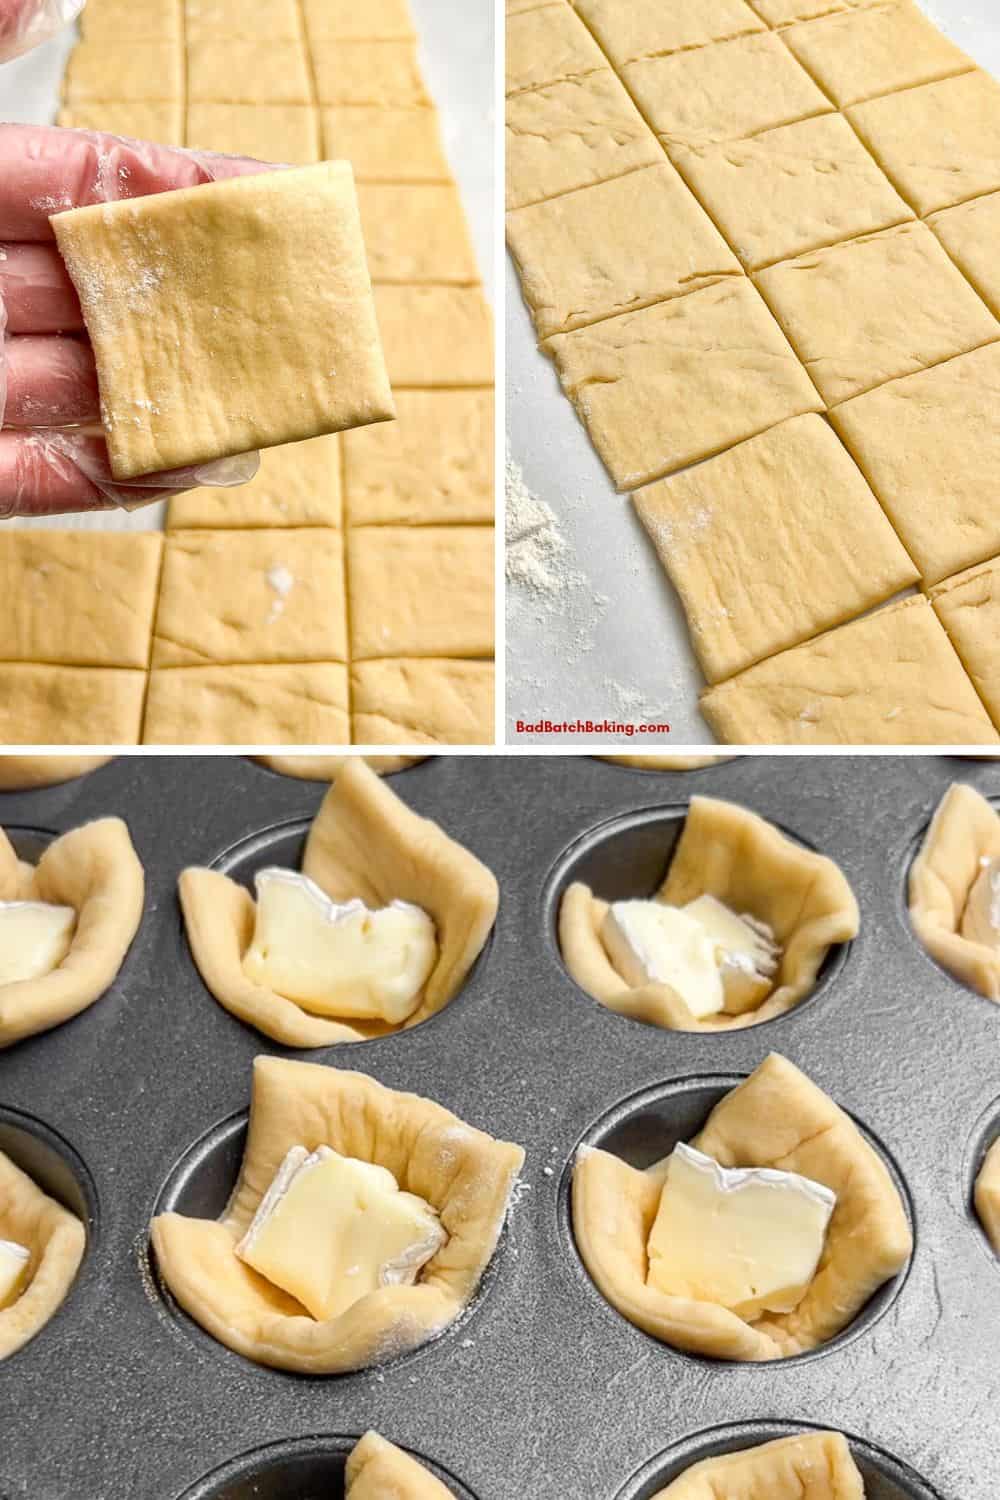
[0,901,76,986]
[0,1239,30,1310]
[235,1144,446,1322]
[646,1142,836,1320]
[961,858,1000,949]
[684,893,780,1015]
[242,868,437,1023]
[601,900,725,1018]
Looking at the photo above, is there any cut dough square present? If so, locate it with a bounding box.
[351,659,494,744]
[506,4,605,95]
[302,0,415,39]
[673,113,914,272]
[62,41,183,103]
[53,162,394,480]
[747,0,849,22]
[633,414,919,684]
[342,390,493,525]
[81,0,181,41]
[357,184,478,283]
[929,558,1000,732]
[347,527,494,659]
[0,531,162,669]
[152,529,347,667]
[168,435,342,529]
[848,72,1000,217]
[142,663,350,744]
[184,105,321,164]
[929,192,1000,320]
[505,70,661,212]
[830,343,1000,585]
[184,0,301,38]
[700,596,999,745]
[506,162,741,339]
[573,0,764,68]
[57,101,184,143]
[783,1,974,109]
[0,666,146,746]
[186,40,312,104]
[622,32,831,151]
[375,284,493,386]
[543,279,822,491]
[320,107,449,182]
[311,42,430,107]
[755,221,1000,406]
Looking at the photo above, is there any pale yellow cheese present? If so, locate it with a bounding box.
[601,901,724,1017]
[684,893,780,1015]
[242,869,436,1023]
[0,1240,30,1310]
[235,1145,446,1321]
[0,901,76,985]
[647,1142,835,1319]
[961,858,1000,949]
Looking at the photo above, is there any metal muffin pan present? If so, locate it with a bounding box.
[0,753,997,1500]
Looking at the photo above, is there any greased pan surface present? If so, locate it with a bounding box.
[0,754,997,1500]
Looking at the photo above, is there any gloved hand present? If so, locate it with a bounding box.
[0,123,272,518]
[0,0,83,62]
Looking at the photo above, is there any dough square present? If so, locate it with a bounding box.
[311,42,430,107]
[700,596,999,745]
[168,434,342,529]
[930,559,1000,732]
[347,526,494,659]
[505,70,661,212]
[0,666,146,746]
[357,184,478,283]
[81,0,181,42]
[573,0,765,68]
[152,529,347,668]
[506,4,606,96]
[342,390,493,525]
[62,41,183,103]
[186,40,312,104]
[375,285,493,386]
[302,0,415,39]
[184,105,321,164]
[184,0,302,38]
[622,32,831,151]
[53,163,394,480]
[0,531,163,670]
[848,72,1000,217]
[783,2,974,109]
[673,113,914,272]
[632,413,919,684]
[142,663,350,744]
[929,192,1000,321]
[57,101,184,144]
[351,659,494,744]
[320,107,449,182]
[830,342,1000,585]
[543,278,823,491]
[506,162,742,339]
[755,220,1000,406]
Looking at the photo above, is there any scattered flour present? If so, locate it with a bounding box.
[265,563,295,623]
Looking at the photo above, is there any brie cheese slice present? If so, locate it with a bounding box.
[0,900,76,985]
[684,893,780,1015]
[961,858,1000,950]
[647,1141,836,1320]
[0,1239,30,1310]
[235,1144,447,1322]
[601,900,724,1018]
[242,868,437,1023]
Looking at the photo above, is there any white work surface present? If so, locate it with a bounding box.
[0,0,494,534]
[506,1,1000,746]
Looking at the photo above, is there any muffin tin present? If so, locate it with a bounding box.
[0,752,997,1500]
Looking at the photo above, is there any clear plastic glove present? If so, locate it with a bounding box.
[0,0,83,63]
[0,122,273,518]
